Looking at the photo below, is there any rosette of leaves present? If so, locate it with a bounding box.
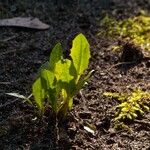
[7,33,92,117]
[104,88,150,122]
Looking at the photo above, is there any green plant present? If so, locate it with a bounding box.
[7,33,92,117]
[98,13,150,51]
[104,88,150,125]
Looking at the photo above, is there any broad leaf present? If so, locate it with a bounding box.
[40,69,57,111]
[32,78,45,110]
[70,33,90,81]
[41,69,55,88]
[55,59,74,82]
[55,59,76,96]
[49,43,63,71]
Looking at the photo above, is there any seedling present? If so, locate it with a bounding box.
[7,33,92,117]
[104,88,150,129]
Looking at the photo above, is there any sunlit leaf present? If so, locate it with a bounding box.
[49,43,63,71]
[70,33,90,81]
[32,78,45,110]
[143,105,149,110]
[40,69,57,111]
[127,114,132,120]
[132,113,137,118]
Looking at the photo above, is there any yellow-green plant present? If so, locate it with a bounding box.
[7,33,92,117]
[98,14,150,51]
[104,88,150,123]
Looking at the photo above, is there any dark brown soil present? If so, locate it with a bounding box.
[0,0,150,149]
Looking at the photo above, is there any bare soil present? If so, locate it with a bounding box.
[0,0,150,149]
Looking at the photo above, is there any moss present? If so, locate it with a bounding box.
[98,13,150,51]
[104,88,150,129]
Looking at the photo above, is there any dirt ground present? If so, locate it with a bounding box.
[0,0,150,149]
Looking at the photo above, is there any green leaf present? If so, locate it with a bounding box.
[143,105,149,110]
[68,98,73,109]
[138,109,144,114]
[40,69,57,111]
[122,107,129,112]
[41,69,55,88]
[32,78,45,110]
[55,59,76,96]
[132,106,140,111]
[75,70,94,95]
[127,114,133,120]
[54,59,74,82]
[70,33,90,81]
[132,113,138,118]
[118,102,127,108]
[49,43,63,71]
[55,59,77,111]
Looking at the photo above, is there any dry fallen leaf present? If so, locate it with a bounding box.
[0,17,49,30]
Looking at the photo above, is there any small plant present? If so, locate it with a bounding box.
[98,13,150,51]
[104,88,150,127]
[7,33,92,117]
